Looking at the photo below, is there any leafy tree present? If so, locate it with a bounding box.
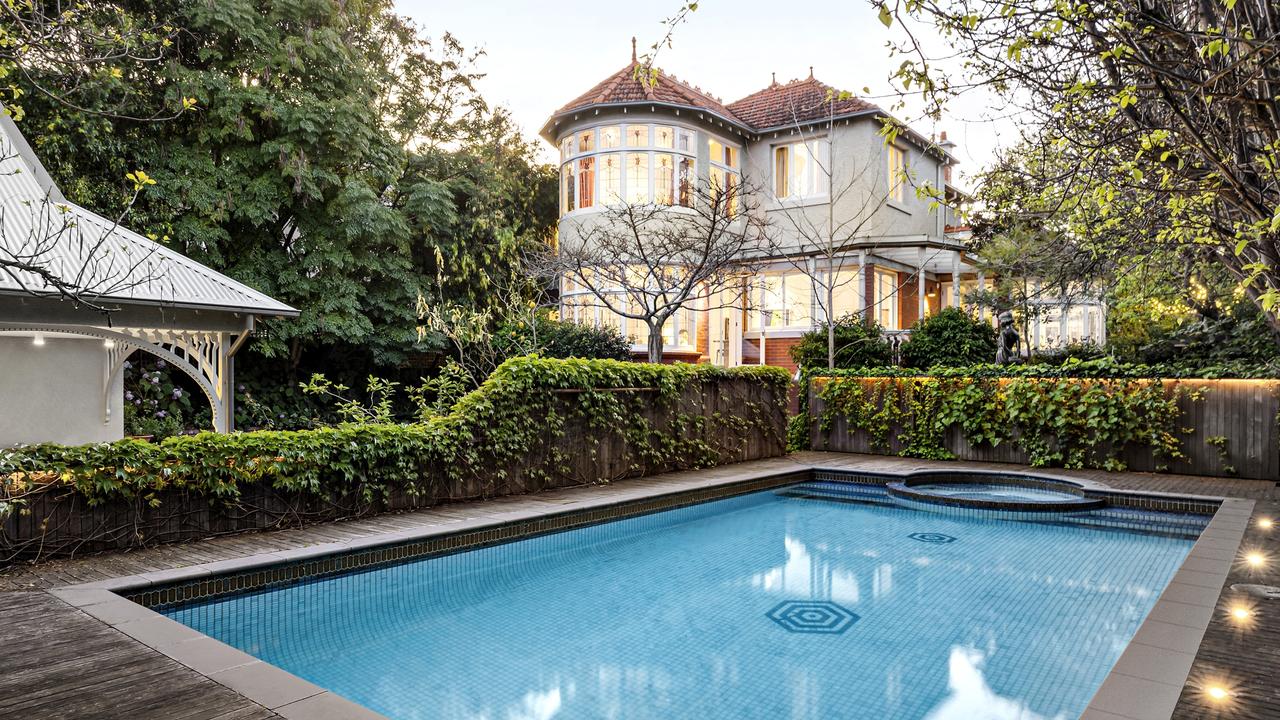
[790,314,893,370]
[900,308,997,368]
[13,0,556,376]
[875,0,1280,341]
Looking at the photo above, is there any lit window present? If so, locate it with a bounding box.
[751,272,813,329]
[655,126,675,149]
[677,129,695,153]
[677,157,694,207]
[820,269,860,321]
[708,136,742,215]
[655,154,675,205]
[625,125,649,147]
[875,268,898,329]
[626,152,649,204]
[600,154,622,203]
[600,126,621,149]
[888,145,907,203]
[577,157,595,209]
[561,164,575,215]
[774,139,829,200]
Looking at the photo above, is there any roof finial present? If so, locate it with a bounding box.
[808,66,814,80]
[771,72,777,86]
[631,37,637,63]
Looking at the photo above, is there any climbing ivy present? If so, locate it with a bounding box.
[0,358,791,512]
[810,369,1197,471]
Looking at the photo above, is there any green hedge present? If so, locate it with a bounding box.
[1,357,791,511]
[810,373,1194,470]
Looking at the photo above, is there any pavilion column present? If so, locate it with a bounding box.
[216,331,234,433]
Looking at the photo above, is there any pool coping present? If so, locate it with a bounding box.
[46,461,1254,720]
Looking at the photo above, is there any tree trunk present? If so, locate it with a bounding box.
[826,280,836,370]
[647,324,664,363]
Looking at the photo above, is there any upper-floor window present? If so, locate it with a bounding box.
[559,123,702,217]
[708,137,742,216]
[773,138,830,201]
[887,144,907,203]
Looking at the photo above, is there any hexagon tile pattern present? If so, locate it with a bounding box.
[766,600,860,634]
[908,532,957,544]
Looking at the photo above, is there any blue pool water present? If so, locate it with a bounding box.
[165,484,1204,720]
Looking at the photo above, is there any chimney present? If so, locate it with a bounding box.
[631,37,637,63]
[939,130,958,184]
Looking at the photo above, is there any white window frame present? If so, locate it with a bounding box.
[773,137,830,202]
[748,270,814,331]
[887,144,908,204]
[557,122,700,218]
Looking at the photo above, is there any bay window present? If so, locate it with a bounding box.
[558,123,702,216]
[626,125,649,147]
[601,154,622,203]
[655,154,676,205]
[576,157,595,209]
[626,153,649,204]
[709,136,741,216]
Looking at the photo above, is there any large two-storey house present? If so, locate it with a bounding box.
[541,46,1106,370]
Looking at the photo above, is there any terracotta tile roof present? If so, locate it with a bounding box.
[554,61,748,127]
[726,76,879,130]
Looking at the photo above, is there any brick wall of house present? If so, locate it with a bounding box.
[762,336,801,373]
[899,271,920,328]
[695,311,710,362]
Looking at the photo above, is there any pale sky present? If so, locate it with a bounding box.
[394,0,1016,187]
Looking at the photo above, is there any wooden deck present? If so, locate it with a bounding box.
[0,591,278,720]
[0,452,1275,720]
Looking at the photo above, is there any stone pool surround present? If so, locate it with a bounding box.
[45,459,1256,720]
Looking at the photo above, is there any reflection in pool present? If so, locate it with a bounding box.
[165,484,1202,719]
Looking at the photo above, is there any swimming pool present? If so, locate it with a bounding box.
[163,482,1206,720]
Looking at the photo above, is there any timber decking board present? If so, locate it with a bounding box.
[0,591,279,720]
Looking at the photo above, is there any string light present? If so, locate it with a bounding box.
[1259,517,1273,530]
[1244,552,1266,568]
[1206,685,1231,703]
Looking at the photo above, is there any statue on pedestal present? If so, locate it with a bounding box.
[996,310,1020,364]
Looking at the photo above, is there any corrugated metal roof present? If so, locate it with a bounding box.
[0,113,297,316]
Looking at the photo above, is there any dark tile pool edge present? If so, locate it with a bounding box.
[49,461,1252,720]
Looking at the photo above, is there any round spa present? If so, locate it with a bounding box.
[885,472,1106,516]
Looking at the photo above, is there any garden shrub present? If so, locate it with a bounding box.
[900,308,997,368]
[789,314,893,371]
[493,315,631,362]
